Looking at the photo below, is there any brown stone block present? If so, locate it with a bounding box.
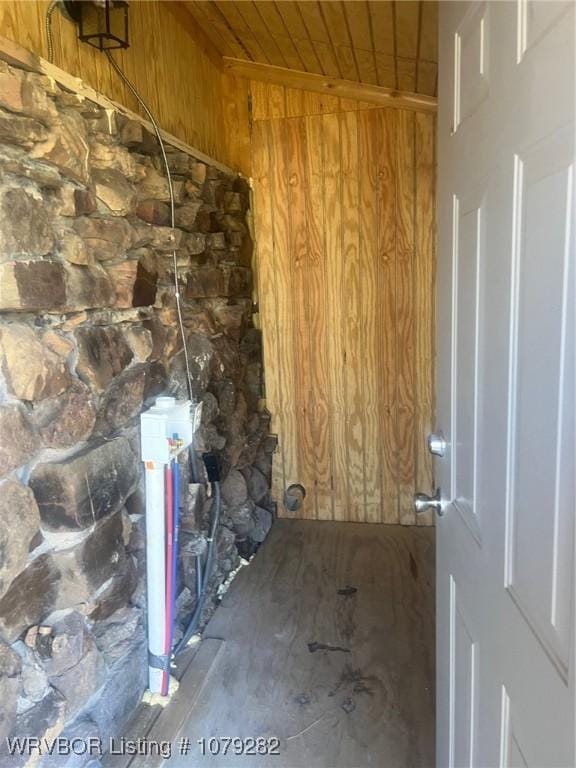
[28,437,139,531]
[105,260,139,308]
[0,107,47,148]
[0,187,54,261]
[0,480,42,600]
[0,405,37,476]
[0,554,60,642]
[136,198,170,226]
[75,325,134,391]
[0,325,71,401]
[32,381,97,449]
[92,168,136,217]
[186,267,225,298]
[225,266,252,297]
[0,260,66,311]
[30,110,90,185]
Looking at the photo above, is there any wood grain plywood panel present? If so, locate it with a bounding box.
[376,108,400,524]
[323,112,348,522]
[285,117,316,519]
[358,109,382,523]
[268,118,300,507]
[251,121,285,504]
[340,110,365,523]
[304,114,333,520]
[251,93,436,524]
[395,110,417,525]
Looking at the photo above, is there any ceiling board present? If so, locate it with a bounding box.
[180,0,438,97]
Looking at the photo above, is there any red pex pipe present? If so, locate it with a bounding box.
[162,462,174,697]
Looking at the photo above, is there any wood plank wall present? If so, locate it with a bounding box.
[0,0,251,174]
[251,82,436,525]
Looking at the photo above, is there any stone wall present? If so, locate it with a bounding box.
[0,59,274,761]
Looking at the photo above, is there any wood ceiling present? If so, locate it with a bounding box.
[182,1,438,97]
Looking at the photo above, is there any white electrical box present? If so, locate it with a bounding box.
[140,396,201,464]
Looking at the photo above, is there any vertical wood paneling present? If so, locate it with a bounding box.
[0,0,251,173]
[340,110,365,523]
[358,110,381,523]
[376,108,400,523]
[395,110,417,525]
[252,93,436,526]
[268,118,300,510]
[323,113,347,522]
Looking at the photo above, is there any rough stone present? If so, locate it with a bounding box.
[242,466,269,505]
[29,437,139,531]
[0,406,37,477]
[206,232,227,251]
[74,326,134,391]
[44,612,107,717]
[221,469,248,507]
[0,640,21,740]
[93,168,136,217]
[136,198,170,226]
[186,267,225,298]
[137,163,170,201]
[89,136,137,180]
[85,635,147,742]
[12,641,50,712]
[0,67,58,124]
[88,555,138,622]
[225,265,252,297]
[33,381,97,449]
[30,110,90,184]
[105,260,139,308]
[0,325,71,401]
[150,225,183,252]
[0,554,60,642]
[92,365,147,435]
[0,260,114,312]
[250,506,273,543]
[0,480,42,601]
[41,717,102,768]
[123,326,153,361]
[0,146,61,188]
[63,262,115,310]
[119,119,159,155]
[184,232,206,255]
[0,186,54,261]
[175,202,202,231]
[57,228,91,265]
[0,688,67,767]
[55,185,96,217]
[74,216,133,262]
[92,605,144,665]
[0,106,47,148]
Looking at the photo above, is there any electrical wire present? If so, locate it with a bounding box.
[45,0,59,64]
[105,50,195,402]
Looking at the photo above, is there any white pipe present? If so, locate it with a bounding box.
[144,462,166,694]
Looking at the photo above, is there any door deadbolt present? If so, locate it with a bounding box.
[427,431,447,457]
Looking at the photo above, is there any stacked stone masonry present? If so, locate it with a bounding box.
[0,60,274,763]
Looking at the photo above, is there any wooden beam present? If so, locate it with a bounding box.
[222,56,437,112]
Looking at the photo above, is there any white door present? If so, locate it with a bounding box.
[429,2,575,766]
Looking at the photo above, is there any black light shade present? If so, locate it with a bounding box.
[75,1,129,51]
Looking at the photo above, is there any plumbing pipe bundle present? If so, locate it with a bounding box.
[141,397,196,694]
